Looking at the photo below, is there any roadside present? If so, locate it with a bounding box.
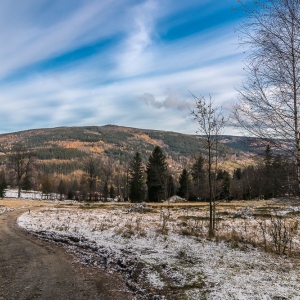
[0,209,132,300]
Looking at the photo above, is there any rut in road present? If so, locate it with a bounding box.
[0,210,132,300]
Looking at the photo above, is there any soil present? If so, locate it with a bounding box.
[0,209,132,300]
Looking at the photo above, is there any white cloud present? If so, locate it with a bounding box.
[0,0,246,135]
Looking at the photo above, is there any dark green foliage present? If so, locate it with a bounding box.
[166,175,176,198]
[0,170,7,198]
[191,154,207,199]
[233,168,242,180]
[109,185,115,199]
[264,144,272,172]
[220,171,231,199]
[84,157,100,201]
[177,169,190,199]
[146,146,167,202]
[22,176,32,191]
[57,180,67,200]
[34,147,87,160]
[129,152,144,202]
[67,190,74,200]
[102,182,109,201]
[38,161,83,175]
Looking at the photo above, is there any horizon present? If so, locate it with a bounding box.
[0,123,249,138]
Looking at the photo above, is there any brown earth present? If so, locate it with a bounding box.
[0,209,132,300]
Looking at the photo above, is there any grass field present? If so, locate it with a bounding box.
[5,197,300,299]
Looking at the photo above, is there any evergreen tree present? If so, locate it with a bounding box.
[191,154,206,198]
[166,174,176,198]
[177,168,190,199]
[146,146,167,202]
[264,144,274,198]
[129,152,144,202]
[109,185,115,199]
[22,175,32,191]
[233,168,242,180]
[220,171,231,199]
[0,171,7,198]
[57,180,67,200]
[264,144,273,173]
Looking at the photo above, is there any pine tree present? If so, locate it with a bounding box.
[177,168,190,199]
[220,171,231,199]
[0,171,7,198]
[57,180,67,200]
[129,152,144,202]
[166,174,176,199]
[146,146,167,202]
[191,154,206,198]
[109,185,115,199]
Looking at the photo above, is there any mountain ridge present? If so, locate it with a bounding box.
[0,125,258,174]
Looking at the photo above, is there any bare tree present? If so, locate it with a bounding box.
[84,156,101,201]
[233,0,300,193]
[191,94,226,237]
[7,143,36,198]
[101,158,114,201]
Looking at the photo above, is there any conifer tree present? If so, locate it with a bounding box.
[191,154,207,199]
[129,152,144,202]
[177,168,190,199]
[166,174,176,198]
[146,146,167,202]
[0,170,7,198]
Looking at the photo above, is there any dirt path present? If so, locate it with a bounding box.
[0,210,132,300]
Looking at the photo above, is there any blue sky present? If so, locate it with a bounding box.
[0,0,246,135]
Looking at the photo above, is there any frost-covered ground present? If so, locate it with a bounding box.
[18,205,300,300]
[0,206,14,214]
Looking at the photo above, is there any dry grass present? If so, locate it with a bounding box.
[0,198,55,208]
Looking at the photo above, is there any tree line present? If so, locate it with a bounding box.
[0,141,295,203]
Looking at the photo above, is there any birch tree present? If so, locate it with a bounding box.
[233,0,300,194]
[191,95,225,237]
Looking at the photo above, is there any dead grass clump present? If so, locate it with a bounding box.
[115,217,147,238]
[177,218,207,238]
[155,208,171,235]
[256,213,299,255]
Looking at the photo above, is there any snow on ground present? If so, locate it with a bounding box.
[17,205,300,299]
[0,206,14,214]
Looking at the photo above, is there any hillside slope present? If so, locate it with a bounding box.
[0,125,255,174]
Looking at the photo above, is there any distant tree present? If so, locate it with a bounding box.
[7,143,36,198]
[166,174,176,199]
[129,152,145,203]
[191,154,206,185]
[101,159,114,202]
[40,174,53,199]
[146,146,168,202]
[84,156,100,201]
[219,171,231,200]
[231,168,243,199]
[177,168,190,199]
[67,189,74,200]
[57,179,67,200]
[102,182,109,201]
[22,176,32,191]
[233,168,242,180]
[0,170,7,198]
[109,185,115,199]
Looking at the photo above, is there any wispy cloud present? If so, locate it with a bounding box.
[0,0,246,135]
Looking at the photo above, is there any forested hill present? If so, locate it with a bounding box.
[0,125,257,174]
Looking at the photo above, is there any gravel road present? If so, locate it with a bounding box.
[0,209,132,300]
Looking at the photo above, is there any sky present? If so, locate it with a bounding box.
[0,0,247,135]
